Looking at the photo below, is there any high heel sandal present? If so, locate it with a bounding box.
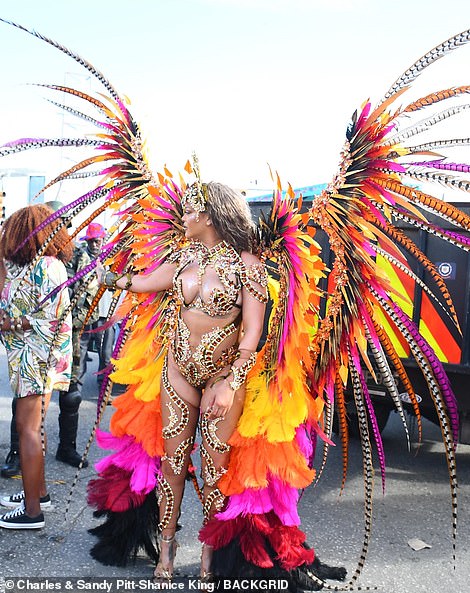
[154,534,178,581]
[200,543,214,583]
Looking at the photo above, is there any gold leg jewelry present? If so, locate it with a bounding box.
[203,488,225,520]
[200,444,227,487]
[200,413,229,520]
[154,533,178,582]
[159,360,197,532]
[162,436,195,475]
[157,475,175,531]
[161,357,189,439]
[200,543,214,583]
[200,414,229,493]
[200,414,230,454]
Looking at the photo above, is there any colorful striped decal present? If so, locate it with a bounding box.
[375,253,462,364]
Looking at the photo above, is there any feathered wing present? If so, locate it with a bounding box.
[205,30,470,589]
[0,18,190,564]
[303,29,470,586]
[200,178,348,589]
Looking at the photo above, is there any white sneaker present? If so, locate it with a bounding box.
[1,490,51,510]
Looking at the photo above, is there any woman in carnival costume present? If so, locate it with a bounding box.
[0,17,469,590]
[96,174,269,581]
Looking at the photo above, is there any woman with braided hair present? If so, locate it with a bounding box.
[0,204,73,529]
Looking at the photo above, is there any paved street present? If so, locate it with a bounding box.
[0,349,469,592]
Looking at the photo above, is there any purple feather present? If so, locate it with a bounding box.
[350,340,387,492]
[14,185,109,254]
[408,160,470,173]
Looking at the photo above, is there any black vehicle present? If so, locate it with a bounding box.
[249,190,470,444]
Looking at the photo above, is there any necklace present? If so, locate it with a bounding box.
[195,241,232,285]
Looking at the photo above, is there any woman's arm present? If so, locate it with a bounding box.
[237,250,267,352]
[204,253,267,419]
[99,262,176,294]
[0,259,6,294]
[238,284,266,352]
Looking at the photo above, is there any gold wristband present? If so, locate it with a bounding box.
[123,272,134,290]
[228,352,257,391]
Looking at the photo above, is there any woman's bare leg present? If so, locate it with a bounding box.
[15,393,51,517]
[199,384,246,577]
[155,357,200,578]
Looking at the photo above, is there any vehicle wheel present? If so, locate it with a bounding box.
[347,402,391,438]
[333,401,391,438]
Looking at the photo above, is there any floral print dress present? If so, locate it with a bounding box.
[0,256,72,397]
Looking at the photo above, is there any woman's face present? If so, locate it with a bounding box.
[182,205,209,240]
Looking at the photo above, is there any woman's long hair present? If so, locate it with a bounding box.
[0,204,73,265]
[205,182,255,253]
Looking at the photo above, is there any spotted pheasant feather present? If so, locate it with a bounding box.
[304,27,470,587]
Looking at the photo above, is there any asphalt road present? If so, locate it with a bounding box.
[0,349,469,592]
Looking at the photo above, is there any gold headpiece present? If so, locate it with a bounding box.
[183,153,207,214]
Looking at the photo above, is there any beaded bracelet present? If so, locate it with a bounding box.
[14,317,23,332]
[228,351,257,391]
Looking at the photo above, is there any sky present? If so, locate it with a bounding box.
[1,0,470,197]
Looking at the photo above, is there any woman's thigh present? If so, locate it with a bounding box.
[15,393,51,432]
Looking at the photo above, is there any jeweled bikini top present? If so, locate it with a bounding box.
[172,241,267,317]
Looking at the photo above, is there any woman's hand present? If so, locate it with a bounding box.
[202,377,235,420]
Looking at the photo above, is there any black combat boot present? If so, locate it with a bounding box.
[56,389,89,468]
[1,399,21,479]
[1,450,21,479]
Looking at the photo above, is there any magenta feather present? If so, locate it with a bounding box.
[94,429,160,494]
[217,476,300,526]
[408,160,470,173]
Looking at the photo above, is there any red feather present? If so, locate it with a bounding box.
[87,466,146,512]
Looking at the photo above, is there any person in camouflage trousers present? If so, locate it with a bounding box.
[67,243,100,388]
[55,223,104,467]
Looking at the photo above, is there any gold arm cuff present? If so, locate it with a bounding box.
[123,271,134,290]
[103,270,134,290]
[103,270,118,288]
